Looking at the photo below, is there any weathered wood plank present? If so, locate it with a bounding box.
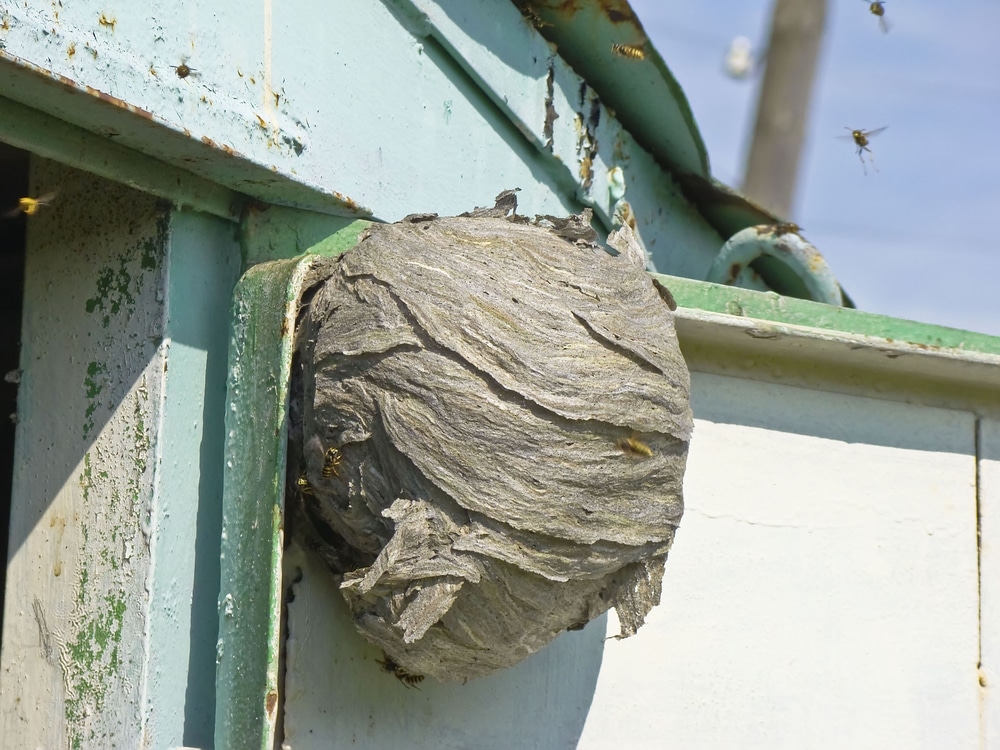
[0,159,167,749]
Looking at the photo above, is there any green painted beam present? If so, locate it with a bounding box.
[661,274,1000,357]
[215,224,366,750]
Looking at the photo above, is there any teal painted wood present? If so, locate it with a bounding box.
[145,209,241,747]
[215,224,368,750]
[0,95,240,222]
[0,0,726,278]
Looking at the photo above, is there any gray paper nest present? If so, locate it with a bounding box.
[289,193,692,682]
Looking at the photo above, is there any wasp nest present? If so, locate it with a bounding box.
[289,193,692,682]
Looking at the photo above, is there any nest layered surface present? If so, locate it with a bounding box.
[289,203,692,681]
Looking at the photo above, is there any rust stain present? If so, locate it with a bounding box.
[606,8,636,24]
[67,43,76,58]
[545,0,639,25]
[49,513,66,577]
[98,13,116,31]
[332,192,360,212]
[265,689,278,717]
[84,85,156,121]
[574,99,599,192]
[514,2,551,30]
[10,55,162,123]
[199,136,242,159]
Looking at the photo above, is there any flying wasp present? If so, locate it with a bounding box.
[863,1,889,33]
[616,434,654,458]
[4,191,58,218]
[839,126,887,175]
[321,446,342,478]
[376,654,425,688]
[611,43,645,60]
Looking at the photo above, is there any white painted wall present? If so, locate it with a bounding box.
[980,417,1000,744]
[282,369,984,749]
[579,373,979,749]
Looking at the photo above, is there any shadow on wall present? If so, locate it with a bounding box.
[282,543,607,750]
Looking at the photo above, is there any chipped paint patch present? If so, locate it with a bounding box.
[84,217,165,330]
[83,361,108,440]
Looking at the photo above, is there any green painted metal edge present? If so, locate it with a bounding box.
[301,221,373,261]
[661,274,1000,357]
[215,222,369,750]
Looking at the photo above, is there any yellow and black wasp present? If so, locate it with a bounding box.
[863,1,889,33]
[839,126,887,175]
[3,191,58,218]
[377,654,425,688]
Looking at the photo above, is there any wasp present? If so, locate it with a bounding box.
[376,654,425,688]
[3,191,58,218]
[321,446,342,478]
[770,222,802,236]
[296,474,315,496]
[863,1,889,33]
[839,126,887,175]
[519,4,551,30]
[616,434,654,458]
[611,43,645,60]
[171,63,195,79]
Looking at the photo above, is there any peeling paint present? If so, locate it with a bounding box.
[64,370,157,748]
[543,61,557,152]
[0,162,168,748]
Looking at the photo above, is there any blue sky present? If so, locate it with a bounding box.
[630,0,1000,336]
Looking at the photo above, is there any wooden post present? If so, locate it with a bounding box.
[742,0,828,218]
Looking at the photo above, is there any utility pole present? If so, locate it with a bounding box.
[742,0,828,219]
